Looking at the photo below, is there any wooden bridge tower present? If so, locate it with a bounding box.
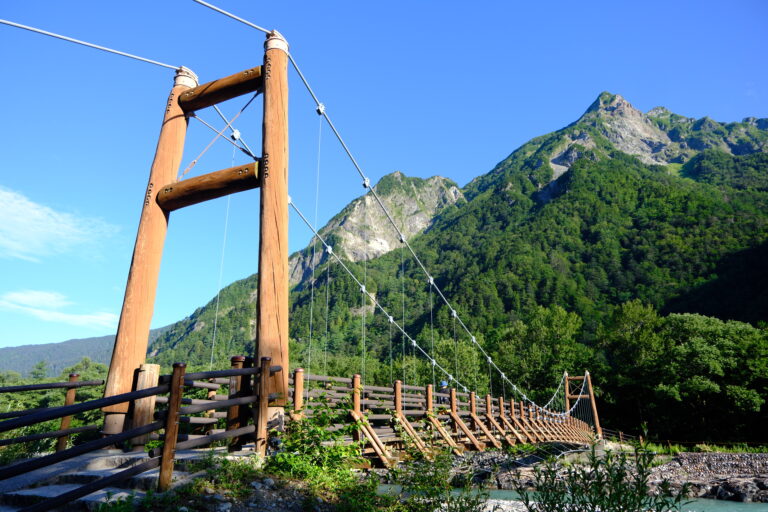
[102,32,290,435]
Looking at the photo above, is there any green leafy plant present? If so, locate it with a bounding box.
[515,444,690,512]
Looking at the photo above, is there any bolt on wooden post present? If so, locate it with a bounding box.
[102,67,198,435]
[256,30,289,429]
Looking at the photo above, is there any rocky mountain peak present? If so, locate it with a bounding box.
[579,92,671,165]
[288,171,463,286]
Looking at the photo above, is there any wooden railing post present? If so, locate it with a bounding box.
[158,363,185,491]
[293,368,304,418]
[55,374,79,452]
[352,374,362,443]
[227,356,245,451]
[128,364,160,452]
[237,357,254,449]
[425,384,434,414]
[394,380,403,415]
[254,357,271,456]
[449,388,458,434]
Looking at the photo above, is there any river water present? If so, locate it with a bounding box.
[378,485,768,511]
[486,489,768,511]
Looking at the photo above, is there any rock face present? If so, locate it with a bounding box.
[579,92,671,165]
[650,453,768,502]
[288,171,463,286]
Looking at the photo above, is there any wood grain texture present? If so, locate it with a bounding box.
[103,76,192,419]
[178,66,263,113]
[156,162,259,211]
[129,364,160,448]
[257,33,290,406]
[159,363,185,491]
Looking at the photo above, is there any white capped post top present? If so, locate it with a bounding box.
[175,66,199,88]
[265,30,289,53]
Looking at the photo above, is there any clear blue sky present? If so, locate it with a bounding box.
[0,1,765,348]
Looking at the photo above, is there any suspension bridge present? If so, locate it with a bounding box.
[0,3,612,509]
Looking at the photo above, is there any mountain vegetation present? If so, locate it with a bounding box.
[6,92,766,443]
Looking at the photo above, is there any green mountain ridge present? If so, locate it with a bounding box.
[6,91,767,440]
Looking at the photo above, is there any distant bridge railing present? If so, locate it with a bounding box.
[0,360,599,511]
[0,375,105,452]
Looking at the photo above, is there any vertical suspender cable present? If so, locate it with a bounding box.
[306,116,323,395]
[429,282,436,390]
[209,146,234,370]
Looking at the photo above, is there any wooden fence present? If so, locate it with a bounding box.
[0,360,598,510]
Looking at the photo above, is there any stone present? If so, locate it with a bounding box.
[217,502,233,512]
[263,477,275,488]
[204,487,215,495]
[250,481,263,490]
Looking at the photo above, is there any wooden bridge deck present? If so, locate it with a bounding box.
[0,358,599,511]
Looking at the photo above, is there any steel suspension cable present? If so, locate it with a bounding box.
[0,19,180,70]
[191,0,584,412]
[289,198,471,392]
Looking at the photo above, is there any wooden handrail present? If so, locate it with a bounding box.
[0,425,99,447]
[0,379,104,393]
[0,384,169,434]
[0,421,163,481]
[20,456,162,512]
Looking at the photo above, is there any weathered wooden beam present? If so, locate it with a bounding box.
[55,374,79,452]
[257,31,290,410]
[158,363,185,491]
[586,372,603,438]
[178,66,263,113]
[156,162,259,212]
[103,68,197,433]
[128,364,160,450]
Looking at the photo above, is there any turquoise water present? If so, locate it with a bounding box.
[486,489,768,511]
[378,485,768,511]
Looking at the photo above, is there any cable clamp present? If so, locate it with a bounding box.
[448,375,454,381]
[451,309,457,318]
[462,386,468,393]
[472,336,477,344]
[230,129,241,141]
[326,245,333,254]
[487,356,492,364]
[360,285,366,294]
[427,276,434,285]
[388,315,394,324]
[362,177,370,189]
[399,234,406,243]
[316,103,326,115]
[431,359,436,366]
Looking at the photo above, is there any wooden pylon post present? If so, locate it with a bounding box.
[103,67,198,435]
[256,30,290,424]
[586,371,603,438]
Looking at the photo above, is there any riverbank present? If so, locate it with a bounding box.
[650,453,768,502]
[459,450,768,503]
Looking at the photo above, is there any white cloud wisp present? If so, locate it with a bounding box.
[0,290,118,330]
[0,186,118,262]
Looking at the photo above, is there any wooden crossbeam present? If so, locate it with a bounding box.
[469,393,501,449]
[498,397,528,443]
[425,385,462,455]
[394,381,428,455]
[178,66,264,113]
[450,389,484,451]
[156,162,259,212]
[351,374,392,467]
[484,395,517,446]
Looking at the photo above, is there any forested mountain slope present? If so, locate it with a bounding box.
[62,92,768,440]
